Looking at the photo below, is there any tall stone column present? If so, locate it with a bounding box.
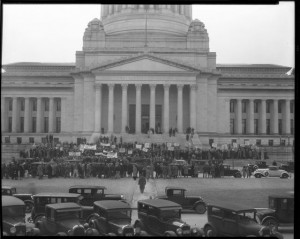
[1,97,6,132]
[284,99,291,134]
[108,84,115,133]
[235,99,242,134]
[177,84,183,133]
[196,76,208,132]
[121,84,128,133]
[135,84,142,134]
[60,97,67,132]
[49,97,55,133]
[247,99,254,134]
[83,74,95,132]
[24,97,31,133]
[259,99,266,134]
[150,84,156,130]
[94,84,102,132]
[271,99,278,134]
[163,84,170,134]
[12,97,18,133]
[72,75,84,132]
[190,84,197,130]
[36,97,42,133]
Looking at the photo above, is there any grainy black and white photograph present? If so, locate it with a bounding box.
[1,2,294,237]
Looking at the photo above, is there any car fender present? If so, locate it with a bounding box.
[134,219,145,230]
[254,172,264,177]
[193,200,206,209]
[280,172,289,177]
[261,216,278,225]
[164,230,177,236]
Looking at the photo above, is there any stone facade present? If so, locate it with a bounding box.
[1,4,294,146]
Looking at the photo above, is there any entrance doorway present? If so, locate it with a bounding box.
[129,104,136,133]
[142,104,149,134]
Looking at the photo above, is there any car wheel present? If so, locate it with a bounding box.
[281,173,289,179]
[262,218,279,231]
[34,214,45,225]
[25,201,34,213]
[204,225,216,237]
[264,171,269,177]
[195,203,206,214]
[255,174,261,178]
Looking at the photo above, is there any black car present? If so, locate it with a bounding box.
[279,161,294,173]
[2,196,40,236]
[256,192,294,232]
[88,200,144,236]
[134,199,203,236]
[156,187,206,214]
[203,202,282,237]
[223,164,242,178]
[2,185,34,213]
[69,185,126,206]
[35,202,99,236]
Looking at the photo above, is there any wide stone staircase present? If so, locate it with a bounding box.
[1,143,31,162]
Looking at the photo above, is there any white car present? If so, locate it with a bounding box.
[253,166,289,179]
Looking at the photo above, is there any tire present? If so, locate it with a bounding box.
[195,203,206,214]
[262,218,279,231]
[281,173,289,179]
[204,225,216,237]
[24,201,34,213]
[34,214,45,225]
[254,165,258,170]
[264,171,269,177]
[255,174,261,178]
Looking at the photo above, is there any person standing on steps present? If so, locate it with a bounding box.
[138,175,147,193]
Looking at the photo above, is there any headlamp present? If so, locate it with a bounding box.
[117,228,123,235]
[10,227,17,234]
[176,228,182,235]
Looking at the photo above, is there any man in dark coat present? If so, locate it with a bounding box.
[138,175,147,193]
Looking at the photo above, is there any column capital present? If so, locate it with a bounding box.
[163,84,170,90]
[177,84,184,90]
[95,84,102,90]
[190,84,197,90]
[273,99,278,103]
[135,84,142,90]
[121,83,128,89]
[150,84,156,90]
[108,83,115,90]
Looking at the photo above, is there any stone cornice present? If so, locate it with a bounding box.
[219,73,294,78]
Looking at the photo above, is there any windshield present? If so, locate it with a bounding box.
[107,209,131,220]
[160,209,181,221]
[237,211,257,224]
[3,206,25,217]
[56,210,81,221]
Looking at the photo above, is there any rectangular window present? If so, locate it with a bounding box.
[5,137,11,143]
[256,139,261,146]
[56,117,61,133]
[20,117,24,133]
[268,140,273,146]
[242,119,247,134]
[254,101,259,113]
[8,99,13,111]
[17,137,22,144]
[291,119,294,134]
[231,139,237,143]
[44,117,49,133]
[32,99,37,111]
[254,119,259,134]
[230,119,235,134]
[56,99,61,111]
[278,119,282,134]
[32,117,36,133]
[266,101,271,113]
[290,101,294,113]
[44,99,49,111]
[230,101,234,113]
[8,117,12,132]
[280,139,286,146]
[20,99,25,111]
[278,102,282,114]
[29,137,35,144]
[266,119,271,135]
[242,101,247,113]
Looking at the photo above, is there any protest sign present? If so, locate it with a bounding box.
[128,150,132,155]
[136,144,142,149]
[144,143,151,148]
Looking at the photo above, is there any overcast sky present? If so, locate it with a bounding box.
[2,2,294,67]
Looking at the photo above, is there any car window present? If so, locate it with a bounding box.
[108,209,131,220]
[76,189,82,194]
[280,199,288,210]
[237,212,257,225]
[97,189,103,194]
[160,209,180,221]
[138,203,149,213]
[223,210,236,221]
[173,190,183,196]
[11,188,17,194]
[38,197,50,205]
[83,189,92,194]
[269,198,276,209]
[55,210,81,221]
[211,207,223,218]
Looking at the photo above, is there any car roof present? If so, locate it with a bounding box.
[165,186,186,191]
[269,192,294,199]
[46,202,81,210]
[2,186,15,190]
[207,202,256,212]
[69,185,107,190]
[2,196,25,206]
[94,200,131,210]
[139,199,182,209]
[33,193,80,198]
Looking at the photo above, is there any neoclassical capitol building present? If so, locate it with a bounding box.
[1,5,294,147]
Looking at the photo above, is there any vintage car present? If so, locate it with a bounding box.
[87,200,145,236]
[203,202,283,237]
[223,164,242,178]
[69,185,127,206]
[35,202,99,236]
[2,185,34,213]
[29,192,92,224]
[279,161,294,173]
[256,192,294,232]
[2,196,40,236]
[248,161,269,173]
[134,199,203,236]
[155,187,207,214]
[253,166,289,178]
